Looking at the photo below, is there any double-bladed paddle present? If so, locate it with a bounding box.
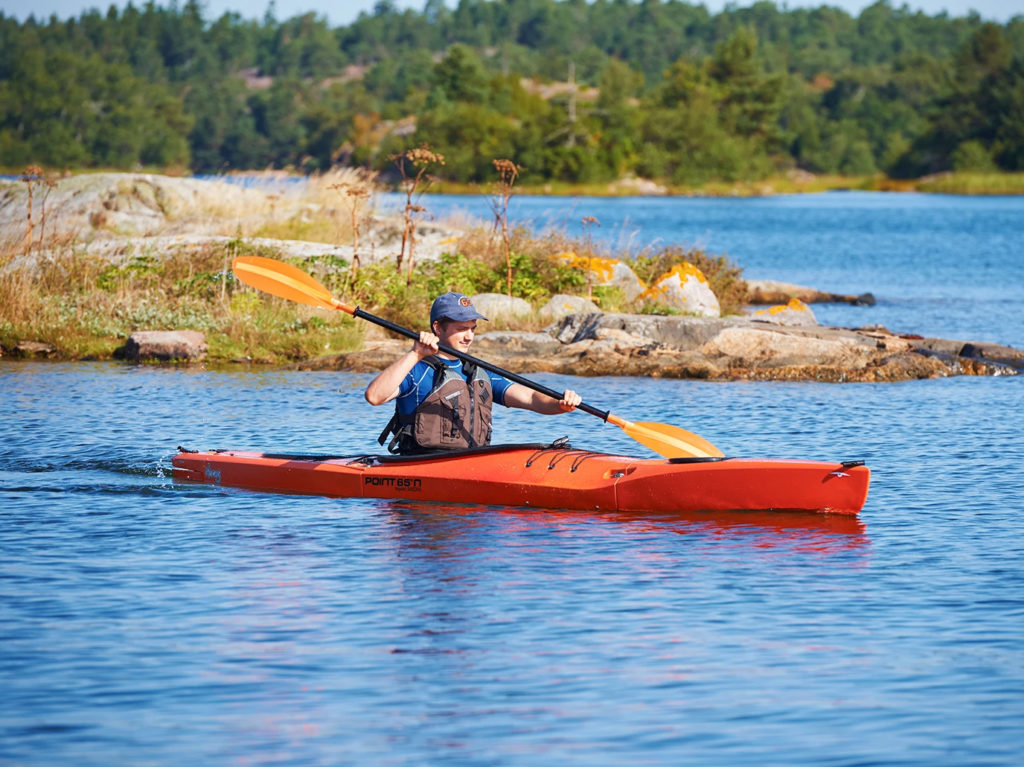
[232,255,724,459]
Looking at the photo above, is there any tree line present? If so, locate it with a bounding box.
[2,0,1022,183]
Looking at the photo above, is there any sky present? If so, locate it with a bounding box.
[1,0,1021,26]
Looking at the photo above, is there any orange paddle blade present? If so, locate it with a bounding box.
[232,256,353,313]
[608,415,724,458]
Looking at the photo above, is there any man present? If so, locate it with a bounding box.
[366,291,581,454]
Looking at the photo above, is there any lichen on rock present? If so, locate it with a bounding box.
[638,263,720,317]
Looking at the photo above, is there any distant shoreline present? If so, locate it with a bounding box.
[428,172,1024,198]
[5,169,1024,197]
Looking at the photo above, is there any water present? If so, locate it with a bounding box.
[381,191,1024,349]
[3,193,1024,765]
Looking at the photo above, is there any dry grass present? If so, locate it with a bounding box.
[0,235,362,361]
[0,168,381,362]
[216,168,378,244]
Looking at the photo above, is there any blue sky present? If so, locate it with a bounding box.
[1,0,1022,25]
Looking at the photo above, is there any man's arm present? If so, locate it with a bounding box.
[502,383,581,414]
[364,332,438,405]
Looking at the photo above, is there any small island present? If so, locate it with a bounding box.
[1,172,1021,381]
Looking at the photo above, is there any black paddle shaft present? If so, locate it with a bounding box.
[353,307,610,421]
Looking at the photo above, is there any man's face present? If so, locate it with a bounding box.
[434,319,477,353]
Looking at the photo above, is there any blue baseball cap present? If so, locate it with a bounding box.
[430,292,488,324]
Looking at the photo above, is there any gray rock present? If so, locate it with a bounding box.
[539,294,601,320]
[556,253,646,300]
[906,337,1024,370]
[318,319,1021,382]
[699,326,872,368]
[13,341,57,357]
[636,264,721,317]
[117,330,207,362]
[471,293,533,321]
[549,312,605,344]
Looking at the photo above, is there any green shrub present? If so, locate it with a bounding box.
[951,141,997,173]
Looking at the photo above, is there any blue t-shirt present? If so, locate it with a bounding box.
[395,357,513,416]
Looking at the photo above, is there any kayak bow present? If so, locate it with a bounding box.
[172,442,870,515]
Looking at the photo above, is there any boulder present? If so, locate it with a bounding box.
[636,263,721,318]
[556,252,646,300]
[698,326,872,369]
[539,294,601,321]
[470,293,532,322]
[116,330,207,362]
[750,297,819,326]
[13,341,58,357]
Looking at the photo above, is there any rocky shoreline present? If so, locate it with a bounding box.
[12,308,1021,382]
[293,312,1024,382]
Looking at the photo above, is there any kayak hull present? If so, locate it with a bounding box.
[172,443,870,515]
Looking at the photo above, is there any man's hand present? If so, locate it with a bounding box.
[559,389,582,412]
[413,331,440,358]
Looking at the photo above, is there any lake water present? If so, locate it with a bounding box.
[383,191,1024,350]
[3,193,1024,765]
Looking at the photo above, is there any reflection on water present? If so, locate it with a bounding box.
[377,500,869,555]
[3,350,1023,764]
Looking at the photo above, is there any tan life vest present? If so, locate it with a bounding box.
[378,357,493,454]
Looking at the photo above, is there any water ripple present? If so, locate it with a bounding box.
[3,353,1024,763]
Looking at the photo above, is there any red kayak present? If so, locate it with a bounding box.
[172,442,870,515]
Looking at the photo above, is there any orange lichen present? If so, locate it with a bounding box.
[637,263,708,302]
[756,297,809,315]
[669,262,708,284]
[556,251,622,282]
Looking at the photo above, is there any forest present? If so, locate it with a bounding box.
[2,0,1023,185]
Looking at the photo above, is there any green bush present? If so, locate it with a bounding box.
[951,141,997,173]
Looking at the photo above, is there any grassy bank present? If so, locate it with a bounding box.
[1,215,746,364]
[0,239,363,362]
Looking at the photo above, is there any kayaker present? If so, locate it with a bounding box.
[366,291,582,454]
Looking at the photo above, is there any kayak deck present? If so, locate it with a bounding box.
[172,442,870,515]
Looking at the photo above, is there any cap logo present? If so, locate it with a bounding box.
[460,297,472,307]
